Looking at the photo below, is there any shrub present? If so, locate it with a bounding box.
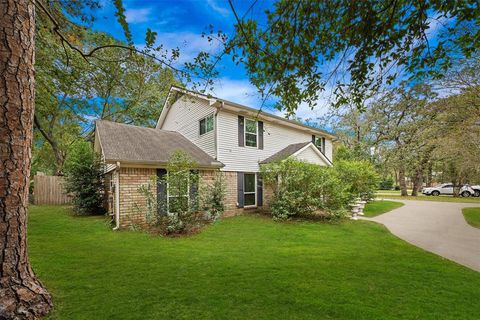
[136,150,225,235]
[333,160,379,201]
[63,141,105,215]
[379,178,394,190]
[261,159,350,220]
[200,172,226,220]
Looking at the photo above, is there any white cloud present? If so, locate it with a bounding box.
[206,0,230,17]
[208,77,262,107]
[203,77,332,122]
[125,7,152,24]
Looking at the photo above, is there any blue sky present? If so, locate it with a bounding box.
[90,0,301,116]
[90,0,449,122]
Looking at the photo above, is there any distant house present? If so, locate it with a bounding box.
[94,86,335,228]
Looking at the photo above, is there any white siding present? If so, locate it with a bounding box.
[161,96,216,158]
[217,110,332,172]
[294,146,329,166]
[324,139,333,162]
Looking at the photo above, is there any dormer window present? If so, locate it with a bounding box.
[245,119,257,147]
[199,114,214,135]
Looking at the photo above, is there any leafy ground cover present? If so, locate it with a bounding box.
[29,206,480,320]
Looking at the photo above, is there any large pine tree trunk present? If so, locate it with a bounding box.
[0,0,53,318]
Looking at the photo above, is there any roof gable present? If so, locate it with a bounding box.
[260,142,332,166]
[157,86,336,139]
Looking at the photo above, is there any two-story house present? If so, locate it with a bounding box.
[95,86,335,229]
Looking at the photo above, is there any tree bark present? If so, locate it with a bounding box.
[0,0,53,318]
[398,165,408,196]
[411,168,423,196]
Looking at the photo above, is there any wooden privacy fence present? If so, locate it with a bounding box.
[33,174,72,205]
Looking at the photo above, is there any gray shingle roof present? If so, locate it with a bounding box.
[96,120,223,168]
[259,142,311,164]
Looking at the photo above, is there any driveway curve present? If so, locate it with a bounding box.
[367,199,480,272]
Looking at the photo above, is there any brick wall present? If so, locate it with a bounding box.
[118,167,156,228]
[114,168,271,228]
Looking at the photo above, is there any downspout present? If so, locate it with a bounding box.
[214,101,224,160]
[113,161,121,230]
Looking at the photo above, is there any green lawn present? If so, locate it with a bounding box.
[363,200,404,217]
[462,207,480,228]
[29,206,480,320]
[376,193,480,203]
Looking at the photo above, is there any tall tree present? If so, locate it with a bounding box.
[0,0,53,318]
[227,0,480,113]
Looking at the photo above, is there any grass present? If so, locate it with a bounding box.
[376,193,480,203]
[363,200,404,217]
[462,207,480,229]
[28,206,480,320]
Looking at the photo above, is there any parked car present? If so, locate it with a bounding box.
[422,184,480,197]
[422,184,453,196]
[457,185,480,197]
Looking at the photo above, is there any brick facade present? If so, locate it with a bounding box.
[106,168,272,229]
[118,167,156,228]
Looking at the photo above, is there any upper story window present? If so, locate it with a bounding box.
[199,114,214,135]
[245,119,257,147]
[313,135,325,153]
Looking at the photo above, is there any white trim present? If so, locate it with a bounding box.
[199,113,214,136]
[243,172,257,207]
[156,87,216,129]
[244,118,258,149]
[292,142,333,166]
[113,163,121,230]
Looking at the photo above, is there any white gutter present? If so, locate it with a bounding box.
[113,161,121,230]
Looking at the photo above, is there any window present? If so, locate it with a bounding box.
[167,173,189,214]
[314,135,325,152]
[199,114,214,135]
[244,173,256,207]
[245,119,257,147]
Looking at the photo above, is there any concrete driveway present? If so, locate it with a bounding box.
[367,199,480,272]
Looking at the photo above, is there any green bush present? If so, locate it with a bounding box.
[333,160,379,200]
[136,151,225,235]
[379,178,394,190]
[261,159,350,220]
[63,141,105,215]
[200,172,226,220]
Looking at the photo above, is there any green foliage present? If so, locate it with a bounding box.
[63,141,105,215]
[261,159,350,220]
[136,151,224,235]
[378,178,394,190]
[228,0,480,112]
[334,160,379,200]
[137,176,159,225]
[200,172,226,220]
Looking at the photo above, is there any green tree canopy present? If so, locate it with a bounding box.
[228,0,480,113]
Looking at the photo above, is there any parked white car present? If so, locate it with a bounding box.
[459,185,480,197]
[422,184,454,196]
[422,184,480,197]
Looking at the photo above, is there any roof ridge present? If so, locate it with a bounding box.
[96,119,180,134]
